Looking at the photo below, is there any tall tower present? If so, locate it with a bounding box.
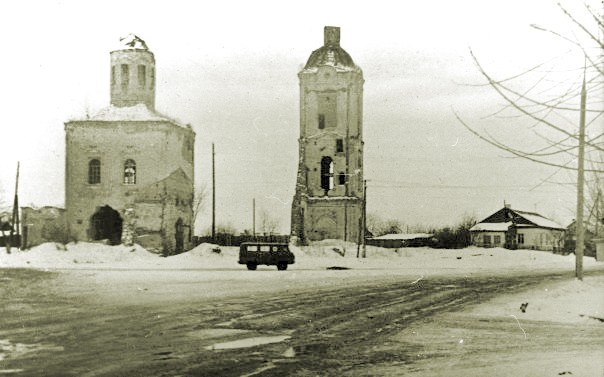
[110,34,155,109]
[291,26,364,243]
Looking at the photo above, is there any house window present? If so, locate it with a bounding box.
[336,139,344,153]
[518,233,525,244]
[483,235,491,245]
[320,156,334,193]
[318,114,325,129]
[338,172,346,185]
[123,159,136,185]
[88,159,101,184]
[494,235,501,244]
[137,65,146,88]
[121,64,129,91]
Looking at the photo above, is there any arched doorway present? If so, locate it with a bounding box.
[174,218,184,254]
[90,206,123,245]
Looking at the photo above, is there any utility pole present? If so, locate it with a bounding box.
[575,64,587,280]
[212,143,216,241]
[361,179,367,258]
[252,198,256,239]
[8,162,20,253]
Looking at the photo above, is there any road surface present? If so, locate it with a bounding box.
[1,268,602,376]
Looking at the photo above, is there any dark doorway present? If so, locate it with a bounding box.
[175,218,184,254]
[90,206,122,245]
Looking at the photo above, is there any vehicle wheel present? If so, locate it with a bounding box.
[246,262,257,270]
[277,262,288,271]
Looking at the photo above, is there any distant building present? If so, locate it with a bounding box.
[366,233,434,248]
[64,35,195,254]
[564,220,596,257]
[21,206,67,248]
[470,205,565,251]
[291,26,364,244]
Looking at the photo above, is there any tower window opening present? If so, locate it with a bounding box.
[88,159,101,184]
[121,64,129,91]
[124,159,136,185]
[150,68,155,90]
[318,93,336,128]
[111,66,116,87]
[318,114,325,129]
[336,139,344,153]
[137,65,146,88]
[338,172,346,185]
[320,156,334,194]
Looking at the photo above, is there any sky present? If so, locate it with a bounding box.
[0,0,601,235]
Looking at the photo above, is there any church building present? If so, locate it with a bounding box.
[64,35,195,254]
[291,27,365,243]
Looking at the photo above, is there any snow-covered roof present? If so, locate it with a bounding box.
[370,233,433,240]
[70,104,186,127]
[115,34,148,50]
[514,210,565,230]
[470,222,512,232]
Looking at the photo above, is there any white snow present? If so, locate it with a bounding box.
[71,104,184,125]
[470,222,512,232]
[1,241,603,325]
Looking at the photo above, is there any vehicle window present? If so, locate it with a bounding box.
[260,246,271,252]
[247,245,258,252]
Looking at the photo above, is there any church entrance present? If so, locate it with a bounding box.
[90,206,123,245]
[174,218,184,254]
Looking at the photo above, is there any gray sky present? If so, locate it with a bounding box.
[1,0,600,234]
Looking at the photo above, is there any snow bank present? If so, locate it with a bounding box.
[470,275,604,324]
[1,242,602,275]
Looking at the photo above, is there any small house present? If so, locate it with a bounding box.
[366,233,434,248]
[470,205,565,251]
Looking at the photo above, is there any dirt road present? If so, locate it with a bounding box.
[1,268,602,376]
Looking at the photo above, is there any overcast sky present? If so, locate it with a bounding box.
[0,0,601,234]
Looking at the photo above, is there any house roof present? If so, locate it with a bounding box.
[370,233,433,240]
[470,222,512,232]
[513,210,565,230]
[474,207,565,231]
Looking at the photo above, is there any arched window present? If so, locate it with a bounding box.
[320,156,334,194]
[88,159,101,184]
[124,159,136,184]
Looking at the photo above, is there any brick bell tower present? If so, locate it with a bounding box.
[291,26,364,244]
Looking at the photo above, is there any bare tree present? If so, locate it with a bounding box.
[457,2,603,279]
[259,208,279,235]
[192,183,208,226]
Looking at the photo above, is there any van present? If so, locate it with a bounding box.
[238,242,295,270]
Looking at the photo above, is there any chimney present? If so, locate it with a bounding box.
[324,26,340,47]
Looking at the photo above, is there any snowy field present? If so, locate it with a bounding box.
[1,240,603,325]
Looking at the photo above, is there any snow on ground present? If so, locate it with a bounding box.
[1,240,604,325]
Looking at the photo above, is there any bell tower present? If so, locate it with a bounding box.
[291,26,364,244]
[110,34,156,109]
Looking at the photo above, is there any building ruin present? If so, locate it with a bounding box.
[64,35,195,254]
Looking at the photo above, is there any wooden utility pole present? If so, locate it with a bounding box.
[212,143,216,241]
[361,179,367,258]
[8,162,20,252]
[252,198,256,238]
[575,65,587,280]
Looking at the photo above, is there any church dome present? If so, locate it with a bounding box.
[303,27,360,72]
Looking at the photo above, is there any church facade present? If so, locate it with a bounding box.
[291,27,365,244]
[64,35,195,254]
